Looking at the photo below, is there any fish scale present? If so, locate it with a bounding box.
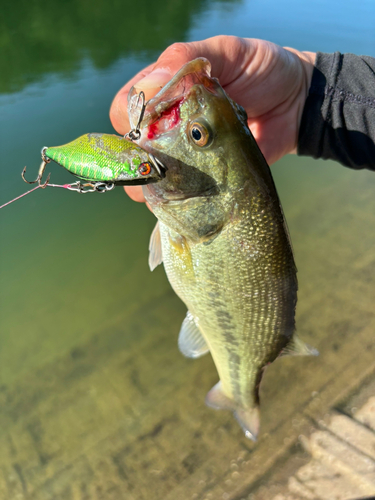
[160,193,294,407]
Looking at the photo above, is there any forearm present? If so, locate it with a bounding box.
[297,52,375,171]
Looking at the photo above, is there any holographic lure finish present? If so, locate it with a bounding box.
[44,133,164,185]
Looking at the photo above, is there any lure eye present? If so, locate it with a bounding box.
[138,162,152,176]
[189,121,211,147]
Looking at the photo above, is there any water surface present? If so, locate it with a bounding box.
[0,1,374,498]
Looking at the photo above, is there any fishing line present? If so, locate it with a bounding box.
[0,184,43,209]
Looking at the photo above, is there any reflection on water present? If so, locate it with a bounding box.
[0,0,375,498]
[1,0,240,94]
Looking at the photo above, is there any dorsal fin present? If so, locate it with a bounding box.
[178,311,209,358]
[148,221,163,271]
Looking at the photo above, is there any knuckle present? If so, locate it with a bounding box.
[164,42,193,61]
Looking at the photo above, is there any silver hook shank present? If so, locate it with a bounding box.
[125,91,146,142]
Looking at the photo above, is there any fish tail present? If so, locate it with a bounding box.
[234,406,260,441]
[205,382,260,441]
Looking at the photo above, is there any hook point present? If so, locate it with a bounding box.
[41,173,51,188]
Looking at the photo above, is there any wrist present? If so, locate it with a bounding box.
[297,51,316,148]
[284,48,316,154]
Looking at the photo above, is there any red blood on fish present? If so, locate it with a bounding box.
[147,99,183,139]
[147,122,158,140]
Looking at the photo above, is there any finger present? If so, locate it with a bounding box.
[110,43,194,135]
[110,36,252,135]
[110,62,156,134]
[123,186,153,211]
[123,186,146,202]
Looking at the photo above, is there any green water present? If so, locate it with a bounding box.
[1,1,375,498]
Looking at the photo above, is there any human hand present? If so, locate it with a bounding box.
[110,36,315,203]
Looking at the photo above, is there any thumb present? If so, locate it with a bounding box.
[135,43,198,99]
[110,36,249,134]
[110,42,197,135]
[134,43,196,100]
[136,36,242,94]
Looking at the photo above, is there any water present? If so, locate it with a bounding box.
[0,0,374,498]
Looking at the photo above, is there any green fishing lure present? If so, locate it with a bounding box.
[44,133,165,185]
[0,91,166,208]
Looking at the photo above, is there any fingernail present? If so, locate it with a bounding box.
[134,69,172,91]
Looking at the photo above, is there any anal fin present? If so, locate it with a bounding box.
[280,335,319,357]
[178,311,209,358]
[205,381,234,411]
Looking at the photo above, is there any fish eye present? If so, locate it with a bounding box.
[189,121,212,147]
[138,162,152,176]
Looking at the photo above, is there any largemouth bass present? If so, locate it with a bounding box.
[128,58,317,440]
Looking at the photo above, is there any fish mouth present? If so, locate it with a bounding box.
[128,58,218,141]
[144,153,219,203]
[153,183,218,201]
[128,58,222,199]
[144,96,185,142]
[144,180,219,206]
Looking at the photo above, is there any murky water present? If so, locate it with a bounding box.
[1,0,374,498]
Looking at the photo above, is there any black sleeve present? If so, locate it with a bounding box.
[297,52,375,171]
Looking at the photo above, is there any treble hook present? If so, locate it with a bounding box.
[21,146,51,188]
[126,91,146,142]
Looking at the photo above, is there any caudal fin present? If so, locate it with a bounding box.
[205,382,260,441]
[234,407,260,441]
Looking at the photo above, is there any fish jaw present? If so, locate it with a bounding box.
[129,57,235,158]
[128,60,249,204]
[128,58,214,133]
[137,82,227,205]
[127,57,231,192]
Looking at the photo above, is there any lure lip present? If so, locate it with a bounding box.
[148,153,167,177]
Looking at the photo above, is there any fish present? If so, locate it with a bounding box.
[128,58,317,440]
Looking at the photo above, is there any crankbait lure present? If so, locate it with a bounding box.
[22,133,165,191]
[0,92,166,209]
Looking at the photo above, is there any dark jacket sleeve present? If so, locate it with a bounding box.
[297,52,375,171]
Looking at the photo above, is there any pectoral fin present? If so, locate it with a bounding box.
[280,335,319,357]
[205,382,260,441]
[148,221,163,271]
[178,311,209,358]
